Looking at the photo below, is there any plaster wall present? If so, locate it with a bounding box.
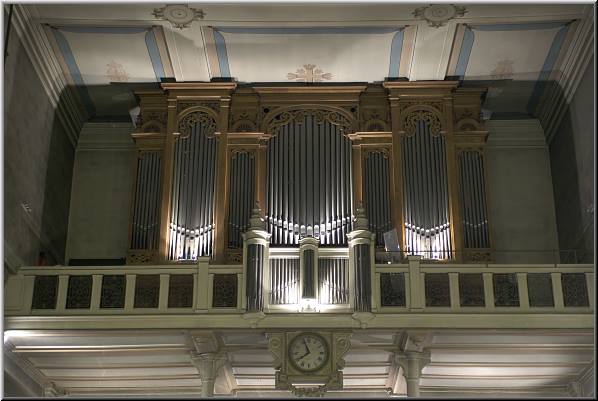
[3,33,75,270]
[485,119,560,263]
[65,123,136,263]
[549,56,595,263]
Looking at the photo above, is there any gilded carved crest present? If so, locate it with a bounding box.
[178,110,218,139]
[261,106,357,136]
[403,109,443,137]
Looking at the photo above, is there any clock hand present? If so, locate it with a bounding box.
[303,338,311,355]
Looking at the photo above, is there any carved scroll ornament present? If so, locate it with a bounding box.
[177,109,218,139]
[403,109,443,137]
[261,105,357,136]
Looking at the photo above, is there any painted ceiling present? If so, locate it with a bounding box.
[28,3,592,118]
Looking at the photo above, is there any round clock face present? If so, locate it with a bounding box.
[289,333,329,372]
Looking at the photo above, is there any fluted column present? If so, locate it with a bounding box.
[241,205,271,312]
[347,204,375,313]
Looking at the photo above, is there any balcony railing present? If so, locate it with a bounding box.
[374,249,589,264]
[4,253,594,317]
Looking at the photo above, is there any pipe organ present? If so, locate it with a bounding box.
[127,82,491,302]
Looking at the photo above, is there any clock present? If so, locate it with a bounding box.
[288,333,329,372]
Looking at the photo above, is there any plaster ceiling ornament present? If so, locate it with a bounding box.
[491,59,515,80]
[106,60,129,82]
[413,4,467,28]
[152,4,205,29]
[287,64,332,82]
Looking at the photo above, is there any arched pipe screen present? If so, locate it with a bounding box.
[266,114,354,246]
[402,119,452,260]
[459,151,490,248]
[130,151,162,250]
[168,118,217,260]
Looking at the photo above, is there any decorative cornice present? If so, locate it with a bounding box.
[10,5,85,147]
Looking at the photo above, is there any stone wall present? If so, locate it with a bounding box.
[3,33,76,270]
[549,56,595,263]
[485,119,560,263]
[65,123,136,263]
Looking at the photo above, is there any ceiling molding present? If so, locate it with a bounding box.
[10,5,85,147]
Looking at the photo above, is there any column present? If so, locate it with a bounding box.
[347,205,375,312]
[299,236,319,310]
[396,350,431,397]
[241,205,271,312]
[191,352,226,398]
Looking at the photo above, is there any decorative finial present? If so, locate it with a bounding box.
[353,202,369,230]
[248,202,265,230]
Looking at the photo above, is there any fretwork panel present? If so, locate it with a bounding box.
[364,151,392,247]
[318,258,349,305]
[402,120,452,259]
[168,120,217,260]
[130,152,162,250]
[269,258,300,305]
[458,151,490,249]
[267,115,354,246]
[228,152,256,248]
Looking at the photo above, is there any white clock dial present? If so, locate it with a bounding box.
[289,333,329,372]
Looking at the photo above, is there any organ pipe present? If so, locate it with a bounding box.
[353,244,372,312]
[459,151,490,248]
[266,114,353,246]
[318,258,349,304]
[364,151,392,247]
[402,119,452,260]
[246,244,264,311]
[269,258,300,305]
[228,152,256,248]
[131,152,162,250]
[168,117,217,260]
[302,249,316,299]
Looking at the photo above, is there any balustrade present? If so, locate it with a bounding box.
[5,255,593,318]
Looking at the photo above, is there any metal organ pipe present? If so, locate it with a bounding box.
[266,114,353,246]
[318,258,349,305]
[269,258,300,305]
[402,119,452,259]
[364,152,392,247]
[168,118,217,260]
[228,152,256,249]
[131,152,163,250]
[459,151,489,249]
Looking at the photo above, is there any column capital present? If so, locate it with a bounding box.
[395,349,431,379]
[190,350,228,398]
[43,382,66,397]
[187,331,220,354]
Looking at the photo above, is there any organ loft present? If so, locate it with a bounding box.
[3,3,594,398]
